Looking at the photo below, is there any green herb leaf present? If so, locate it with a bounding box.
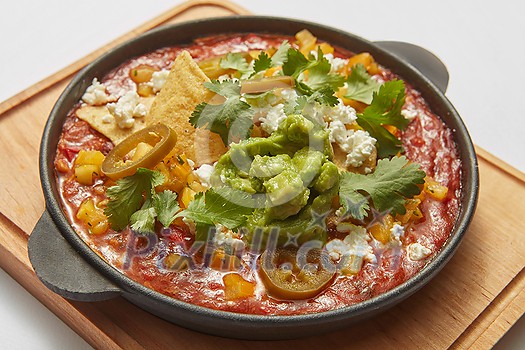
[306,49,345,91]
[130,207,157,234]
[190,80,254,145]
[271,40,291,67]
[153,190,180,228]
[344,63,381,104]
[252,51,272,75]
[339,156,425,220]
[105,168,165,231]
[219,52,251,78]
[356,80,408,158]
[177,186,254,231]
[282,48,342,106]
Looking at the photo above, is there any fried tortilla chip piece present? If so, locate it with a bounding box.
[147,50,227,166]
[76,97,154,145]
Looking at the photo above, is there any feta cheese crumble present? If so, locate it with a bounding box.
[390,223,405,246]
[82,78,112,106]
[259,103,287,134]
[194,163,216,188]
[106,91,148,129]
[150,70,170,93]
[407,243,432,261]
[326,223,376,274]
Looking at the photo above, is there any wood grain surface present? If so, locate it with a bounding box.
[0,1,523,348]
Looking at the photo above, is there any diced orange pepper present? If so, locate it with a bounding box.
[223,273,256,300]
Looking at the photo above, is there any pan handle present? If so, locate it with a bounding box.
[374,41,449,93]
[28,210,121,301]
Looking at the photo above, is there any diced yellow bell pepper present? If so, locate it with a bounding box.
[76,199,109,235]
[75,164,100,185]
[425,178,449,201]
[164,253,189,271]
[132,142,153,162]
[223,273,256,300]
[296,29,317,55]
[317,42,334,55]
[368,214,394,244]
[180,187,196,208]
[75,150,105,167]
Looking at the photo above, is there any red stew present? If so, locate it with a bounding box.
[55,33,461,315]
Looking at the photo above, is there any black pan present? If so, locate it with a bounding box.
[28,16,479,340]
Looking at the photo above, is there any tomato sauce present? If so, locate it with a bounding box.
[55,34,461,315]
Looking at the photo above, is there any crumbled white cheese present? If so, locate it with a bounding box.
[106,91,148,129]
[213,225,244,248]
[325,53,348,73]
[186,158,195,169]
[194,163,216,188]
[390,224,405,246]
[310,51,348,73]
[276,88,298,103]
[259,103,287,134]
[339,129,377,168]
[401,107,418,121]
[150,69,170,93]
[407,243,432,261]
[326,223,376,275]
[82,78,112,105]
[325,239,349,261]
[326,100,357,125]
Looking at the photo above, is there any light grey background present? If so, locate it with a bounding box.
[0,1,523,349]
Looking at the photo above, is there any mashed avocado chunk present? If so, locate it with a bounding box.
[210,114,339,245]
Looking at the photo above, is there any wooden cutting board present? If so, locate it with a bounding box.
[0,1,523,348]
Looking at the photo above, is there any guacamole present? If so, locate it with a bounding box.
[211,114,339,245]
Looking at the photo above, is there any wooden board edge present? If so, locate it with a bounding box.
[476,146,525,184]
[451,267,525,349]
[0,213,139,349]
[0,0,250,117]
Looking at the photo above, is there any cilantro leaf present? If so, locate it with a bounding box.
[344,63,381,104]
[105,168,165,231]
[203,80,239,98]
[252,51,272,76]
[271,41,291,67]
[176,186,254,236]
[282,48,342,106]
[130,207,157,234]
[153,190,180,228]
[190,80,254,145]
[306,49,345,91]
[219,53,251,78]
[339,156,425,220]
[282,48,311,78]
[356,80,408,158]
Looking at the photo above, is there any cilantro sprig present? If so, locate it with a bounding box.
[190,80,254,145]
[282,47,344,106]
[344,63,381,104]
[219,53,252,78]
[176,186,254,240]
[338,156,425,220]
[356,80,408,158]
[105,168,180,233]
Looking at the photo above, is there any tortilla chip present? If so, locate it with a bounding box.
[76,97,154,145]
[147,50,227,166]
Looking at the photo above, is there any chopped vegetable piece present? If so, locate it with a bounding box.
[76,199,109,235]
[101,124,177,180]
[259,247,335,300]
[223,273,256,300]
[240,76,295,94]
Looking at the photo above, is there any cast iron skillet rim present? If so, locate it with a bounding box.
[40,15,479,325]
